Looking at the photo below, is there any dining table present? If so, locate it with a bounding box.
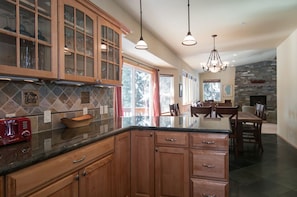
[234,111,263,152]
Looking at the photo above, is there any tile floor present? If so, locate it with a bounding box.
[229,134,297,196]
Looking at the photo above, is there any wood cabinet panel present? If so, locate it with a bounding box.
[115,132,131,197]
[6,137,114,196]
[190,133,229,151]
[155,131,189,147]
[191,178,229,197]
[0,176,4,197]
[79,154,114,197]
[190,149,228,180]
[155,146,189,197]
[28,173,79,197]
[131,131,154,197]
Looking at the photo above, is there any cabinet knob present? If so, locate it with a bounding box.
[165,138,176,142]
[202,163,215,168]
[150,133,153,137]
[82,170,87,176]
[155,148,158,152]
[75,174,79,181]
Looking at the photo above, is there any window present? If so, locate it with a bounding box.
[159,75,174,114]
[203,80,221,101]
[182,71,198,105]
[122,63,152,116]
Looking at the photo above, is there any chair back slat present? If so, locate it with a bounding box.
[169,103,180,116]
[190,106,212,117]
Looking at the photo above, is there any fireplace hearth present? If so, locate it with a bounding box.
[250,95,266,106]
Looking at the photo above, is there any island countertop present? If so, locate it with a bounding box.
[0,116,231,175]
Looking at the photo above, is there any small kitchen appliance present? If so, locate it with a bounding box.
[0,117,32,146]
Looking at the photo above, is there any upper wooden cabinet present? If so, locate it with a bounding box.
[0,0,58,79]
[58,0,98,83]
[99,18,122,86]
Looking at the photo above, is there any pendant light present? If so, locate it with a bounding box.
[182,0,197,46]
[201,35,229,73]
[135,0,148,49]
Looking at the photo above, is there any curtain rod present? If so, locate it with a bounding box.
[123,55,159,71]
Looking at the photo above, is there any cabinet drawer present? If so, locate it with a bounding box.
[155,131,188,147]
[191,178,228,197]
[190,149,228,180]
[190,133,228,150]
[6,137,114,196]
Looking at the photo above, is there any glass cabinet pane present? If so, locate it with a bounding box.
[38,44,51,71]
[86,16,93,36]
[0,33,16,66]
[86,36,93,56]
[107,27,113,42]
[76,55,84,76]
[65,53,74,74]
[20,8,35,38]
[20,0,35,10]
[0,2,16,32]
[101,61,107,79]
[114,32,119,47]
[115,48,119,64]
[65,27,74,50]
[115,65,119,80]
[108,63,114,80]
[38,0,51,17]
[76,31,84,53]
[20,39,35,69]
[38,16,50,42]
[64,5,74,27]
[86,57,94,77]
[76,9,84,31]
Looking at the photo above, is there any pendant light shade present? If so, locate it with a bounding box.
[201,35,229,73]
[182,0,197,46]
[135,0,148,49]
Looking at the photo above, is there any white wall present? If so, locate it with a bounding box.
[277,28,297,148]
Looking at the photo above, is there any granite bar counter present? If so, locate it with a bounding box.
[0,116,231,175]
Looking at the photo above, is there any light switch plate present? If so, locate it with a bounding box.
[83,107,88,115]
[104,105,108,114]
[100,106,104,114]
[44,110,51,123]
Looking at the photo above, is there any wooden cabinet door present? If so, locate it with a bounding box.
[131,131,154,197]
[115,132,131,197]
[79,154,114,197]
[58,0,98,83]
[155,146,189,197]
[28,173,78,197]
[0,176,3,197]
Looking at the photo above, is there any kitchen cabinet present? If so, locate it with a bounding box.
[58,0,98,83]
[189,133,229,197]
[0,176,4,197]
[6,136,114,196]
[0,0,58,79]
[115,132,131,197]
[131,130,155,197]
[99,18,122,86]
[155,131,189,197]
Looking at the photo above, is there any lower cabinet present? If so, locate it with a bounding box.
[115,132,131,197]
[131,130,155,197]
[0,176,4,197]
[5,137,115,197]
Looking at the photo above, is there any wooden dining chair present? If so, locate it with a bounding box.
[215,106,239,155]
[169,103,180,116]
[242,120,263,152]
[190,106,212,118]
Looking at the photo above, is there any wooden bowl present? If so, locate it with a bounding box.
[61,114,93,128]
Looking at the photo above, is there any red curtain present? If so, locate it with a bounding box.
[114,86,123,117]
[152,69,161,116]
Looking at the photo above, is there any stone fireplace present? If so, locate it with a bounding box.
[234,61,276,110]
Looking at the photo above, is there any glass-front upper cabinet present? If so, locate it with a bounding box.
[0,0,57,79]
[58,0,97,83]
[100,18,122,85]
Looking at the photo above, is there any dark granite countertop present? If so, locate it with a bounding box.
[0,116,231,175]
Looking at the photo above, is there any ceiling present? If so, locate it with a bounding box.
[109,0,297,72]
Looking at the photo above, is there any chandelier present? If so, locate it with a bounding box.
[135,0,148,49]
[201,35,229,73]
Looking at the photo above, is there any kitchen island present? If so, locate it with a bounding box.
[0,116,231,197]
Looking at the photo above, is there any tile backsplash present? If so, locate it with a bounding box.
[0,81,114,133]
